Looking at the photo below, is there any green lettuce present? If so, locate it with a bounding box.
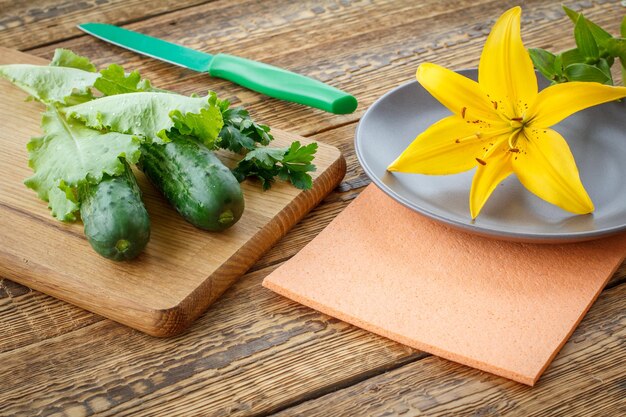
[94,63,155,95]
[25,108,141,221]
[0,64,99,105]
[49,49,97,72]
[65,92,223,146]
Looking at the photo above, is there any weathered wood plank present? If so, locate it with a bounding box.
[0,281,102,354]
[273,283,626,417]
[0,0,215,51]
[0,264,421,417]
[26,0,625,138]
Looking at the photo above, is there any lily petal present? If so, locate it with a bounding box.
[417,63,503,125]
[478,6,537,118]
[513,128,594,214]
[526,82,626,128]
[469,139,513,218]
[388,115,496,174]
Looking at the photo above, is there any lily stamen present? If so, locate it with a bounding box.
[454,133,481,144]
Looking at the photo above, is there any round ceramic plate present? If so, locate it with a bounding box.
[355,70,626,243]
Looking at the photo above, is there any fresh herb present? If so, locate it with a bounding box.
[232,141,318,190]
[528,5,626,85]
[217,100,273,153]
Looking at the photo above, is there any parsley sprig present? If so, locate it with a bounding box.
[232,141,318,190]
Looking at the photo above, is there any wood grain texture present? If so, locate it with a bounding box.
[0,0,215,51]
[273,283,626,417]
[0,48,345,337]
[0,0,625,415]
[0,264,422,417]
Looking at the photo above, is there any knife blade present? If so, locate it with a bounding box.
[78,23,358,114]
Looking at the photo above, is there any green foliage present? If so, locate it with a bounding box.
[574,14,599,60]
[94,63,154,95]
[25,108,141,221]
[232,141,317,190]
[170,93,223,148]
[216,99,273,153]
[49,49,97,72]
[0,64,99,104]
[529,5,626,86]
[65,92,223,145]
[564,63,610,83]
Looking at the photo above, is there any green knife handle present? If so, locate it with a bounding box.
[207,53,357,114]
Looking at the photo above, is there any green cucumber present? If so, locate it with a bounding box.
[80,163,151,261]
[140,138,244,231]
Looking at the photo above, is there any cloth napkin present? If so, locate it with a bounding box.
[263,184,626,385]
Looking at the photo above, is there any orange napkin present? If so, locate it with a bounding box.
[263,184,626,385]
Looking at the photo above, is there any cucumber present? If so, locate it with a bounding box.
[139,138,244,231]
[80,163,151,261]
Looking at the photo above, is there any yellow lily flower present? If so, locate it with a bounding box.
[387,6,626,219]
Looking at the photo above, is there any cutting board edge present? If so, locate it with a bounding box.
[135,150,347,337]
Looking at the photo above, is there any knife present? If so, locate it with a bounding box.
[77,23,358,114]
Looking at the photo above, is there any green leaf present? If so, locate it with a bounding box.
[232,141,317,190]
[553,53,564,78]
[217,100,273,153]
[65,92,223,144]
[94,63,154,95]
[241,146,286,167]
[47,180,79,221]
[574,14,600,59]
[596,58,614,85]
[528,48,557,80]
[564,63,610,84]
[601,38,626,62]
[49,49,97,72]
[282,141,317,172]
[622,15,626,38]
[561,48,585,67]
[24,107,141,221]
[170,101,223,148]
[563,5,612,42]
[0,64,99,105]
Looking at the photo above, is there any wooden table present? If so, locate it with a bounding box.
[1,1,624,415]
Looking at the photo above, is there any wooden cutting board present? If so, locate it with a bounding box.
[0,48,345,337]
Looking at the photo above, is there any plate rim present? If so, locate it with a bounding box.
[355,71,626,243]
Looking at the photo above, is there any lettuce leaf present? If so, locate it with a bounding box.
[25,107,141,221]
[94,63,155,95]
[65,92,223,146]
[0,64,99,105]
[50,49,97,72]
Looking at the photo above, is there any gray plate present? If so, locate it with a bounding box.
[355,70,626,243]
